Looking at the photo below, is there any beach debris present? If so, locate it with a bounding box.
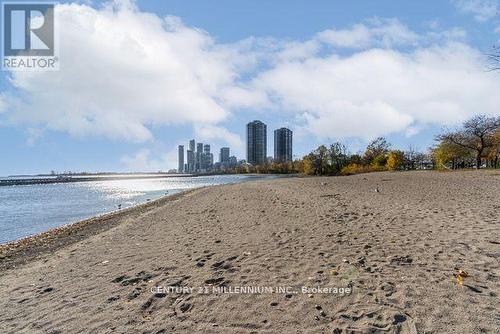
[455,269,469,285]
[321,182,327,186]
[243,252,251,256]
[101,260,109,265]
[41,287,54,294]
[375,187,380,193]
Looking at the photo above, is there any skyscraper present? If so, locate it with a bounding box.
[186,139,195,173]
[196,143,203,172]
[203,144,213,171]
[247,120,267,165]
[187,150,195,173]
[220,147,230,165]
[178,145,184,173]
[274,127,293,162]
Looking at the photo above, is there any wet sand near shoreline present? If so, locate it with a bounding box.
[0,171,499,333]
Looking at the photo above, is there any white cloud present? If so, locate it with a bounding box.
[5,1,249,142]
[194,125,243,151]
[316,18,420,49]
[26,128,44,146]
[252,42,500,140]
[2,1,499,151]
[120,148,175,171]
[453,0,499,22]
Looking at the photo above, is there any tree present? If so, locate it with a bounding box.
[363,137,390,165]
[432,139,472,170]
[386,150,405,171]
[327,142,349,174]
[349,154,362,165]
[485,129,500,168]
[436,115,500,169]
[302,154,316,175]
[314,145,329,175]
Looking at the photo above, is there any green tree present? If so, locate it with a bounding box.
[327,142,349,174]
[363,137,390,165]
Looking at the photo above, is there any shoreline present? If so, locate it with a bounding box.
[0,187,202,273]
[0,174,283,257]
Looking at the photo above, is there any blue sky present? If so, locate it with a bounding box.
[0,0,499,175]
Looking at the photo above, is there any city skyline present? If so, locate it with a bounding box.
[178,120,293,173]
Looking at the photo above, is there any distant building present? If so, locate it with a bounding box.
[274,127,293,162]
[204,144,210,155]
[181,138,237,173]
[203,144,213,171]
[178,145,184,173]
[229,156,238,168]
[187,150,195,173]
[196,143,203,172]
[187,139,196,173]
[247,120,267,165]
[220,147,230,165]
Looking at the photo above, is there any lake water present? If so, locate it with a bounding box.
[0,174,272,244]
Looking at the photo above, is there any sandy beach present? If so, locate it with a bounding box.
[0,171,499,333]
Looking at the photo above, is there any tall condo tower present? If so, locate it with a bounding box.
[247,120,267,165]
[274,128,293,162]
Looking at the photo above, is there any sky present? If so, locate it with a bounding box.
[0,0,499,175]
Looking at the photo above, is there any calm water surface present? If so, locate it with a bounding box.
[0,174,272,244]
